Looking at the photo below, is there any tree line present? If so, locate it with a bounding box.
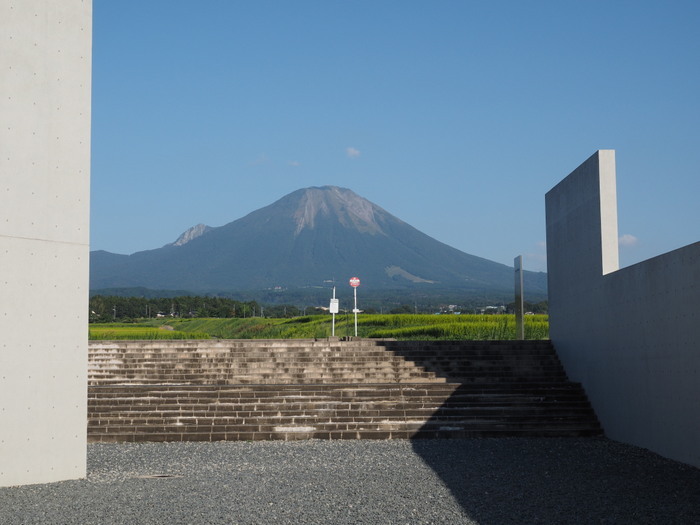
[89,295,303,322]
[90,294,549,322]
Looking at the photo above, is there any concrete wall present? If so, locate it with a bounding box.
[0,0,91,486]
[546,150,700,467]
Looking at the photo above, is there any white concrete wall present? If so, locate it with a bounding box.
[0,0,91,486]
[546,150,700,467]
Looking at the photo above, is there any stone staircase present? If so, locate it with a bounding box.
[87,339,602,442]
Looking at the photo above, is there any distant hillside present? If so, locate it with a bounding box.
[90,186,547,301]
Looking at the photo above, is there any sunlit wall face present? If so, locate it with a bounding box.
[0,0,91,487]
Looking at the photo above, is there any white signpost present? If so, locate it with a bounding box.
[329,286,339,336]
[349,277,360,337]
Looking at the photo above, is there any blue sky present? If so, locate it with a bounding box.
[91,1,700,273]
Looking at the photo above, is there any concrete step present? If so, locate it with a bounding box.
[87,381,601,443]
[88,338,569,387]
[86,339,601,443]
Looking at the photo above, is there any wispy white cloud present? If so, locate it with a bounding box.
[346,147,360,159]
[619,233,639,247]
[248,154,269,166]
[288,160,301,167]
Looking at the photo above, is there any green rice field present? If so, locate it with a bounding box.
[88,323,210,340]
[89,314,548,341]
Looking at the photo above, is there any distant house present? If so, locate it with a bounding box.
[477,305,506,314]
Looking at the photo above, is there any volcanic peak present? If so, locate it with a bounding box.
[292,186,387,236]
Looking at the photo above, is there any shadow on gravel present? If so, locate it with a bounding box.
[410,437,700,524]
[397,341,700,523]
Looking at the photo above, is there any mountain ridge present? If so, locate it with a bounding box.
[90,186,547,299]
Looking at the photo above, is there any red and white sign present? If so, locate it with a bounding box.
[349,277,360,288]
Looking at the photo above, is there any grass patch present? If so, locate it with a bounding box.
[100,314,548,340]
[89,323,210,340]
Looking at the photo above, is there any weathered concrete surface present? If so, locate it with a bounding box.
[546,150,700,467]
[0,0,92,487]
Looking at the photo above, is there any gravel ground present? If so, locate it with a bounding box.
[1,438,700,524]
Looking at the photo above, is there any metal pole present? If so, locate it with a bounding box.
[332,286,336,337]
[353,286,358,337]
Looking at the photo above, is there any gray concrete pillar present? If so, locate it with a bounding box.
[0,0,92,487]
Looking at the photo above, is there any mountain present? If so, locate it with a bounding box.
[169,224,213,246]
[90,186,547,299]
